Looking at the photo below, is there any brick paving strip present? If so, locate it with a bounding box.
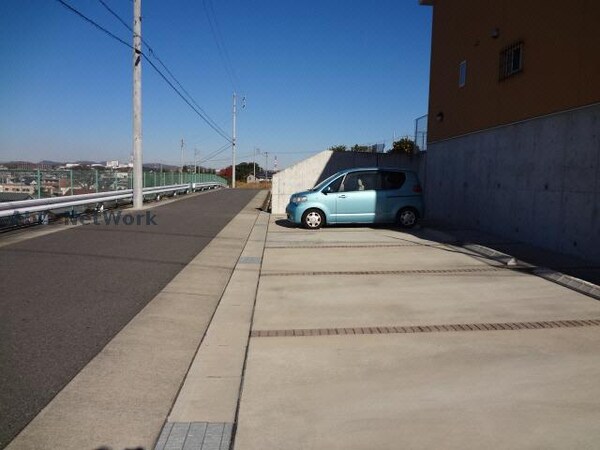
[251,319,600,338]
[261,267,506,277]
[265,243,426,249]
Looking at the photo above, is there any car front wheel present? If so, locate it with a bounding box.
[302,209,324,229]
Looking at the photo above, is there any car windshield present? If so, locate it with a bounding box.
[311,173,343,191]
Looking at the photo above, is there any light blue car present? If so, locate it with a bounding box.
[286,167,424,229]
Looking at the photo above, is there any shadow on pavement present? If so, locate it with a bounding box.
[273,217,600,287]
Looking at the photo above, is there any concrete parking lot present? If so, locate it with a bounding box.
[233,216,600,450]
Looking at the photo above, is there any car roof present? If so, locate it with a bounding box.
[336,167,415,175]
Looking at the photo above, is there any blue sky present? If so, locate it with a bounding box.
[0,0,432,170]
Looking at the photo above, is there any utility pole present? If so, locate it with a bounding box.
[264,151,269,180]
[232,92,237,188]
[253,147,259,179]
[194,148,199,174]
[132,0,143,209]
[180,138,184,184]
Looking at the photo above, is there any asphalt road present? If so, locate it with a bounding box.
[0,189,258,448]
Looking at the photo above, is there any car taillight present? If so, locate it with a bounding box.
[412,184,423,193]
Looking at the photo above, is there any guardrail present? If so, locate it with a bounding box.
[0,181,226,222]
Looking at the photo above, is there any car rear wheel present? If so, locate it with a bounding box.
[397,208,418,229]
[302,209,324,229]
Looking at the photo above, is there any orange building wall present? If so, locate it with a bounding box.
[426,0,600,142]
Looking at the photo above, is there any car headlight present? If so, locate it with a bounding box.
[292,195,308,204]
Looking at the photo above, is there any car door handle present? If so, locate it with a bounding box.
[338,195,346,198]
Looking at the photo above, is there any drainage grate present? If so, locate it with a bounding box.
[251,319,600,338]
[155,422,233,450]
[238,256,262,264]
[261,267,504,277]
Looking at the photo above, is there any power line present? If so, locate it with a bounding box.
[203,0,239,91]
[199,143,232,164]
[98,0,130,31]
[208,151,254,163]
[202,143,231,161]
[97,0,230,141]
[56,0,131,47]
[55,0,232,143]
[144,56,232,142]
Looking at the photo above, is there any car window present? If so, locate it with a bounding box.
[380,171,406,190]
[339,172,379,192]
[312,173,341,191]
[325,176,343,193]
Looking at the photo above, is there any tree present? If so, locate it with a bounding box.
[235,162,264,181]
[219,162,265,183]
[387,138,418,155]
[350,144,372,152]
[219,166,232,180]
[329,145,347,152]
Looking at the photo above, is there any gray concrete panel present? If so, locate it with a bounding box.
[426,103,600,262]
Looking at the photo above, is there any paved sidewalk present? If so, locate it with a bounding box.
[155,211,269,450]
[232,216,600,450]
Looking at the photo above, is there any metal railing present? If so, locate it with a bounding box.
[0,181,227,228]
[0,168,226,199]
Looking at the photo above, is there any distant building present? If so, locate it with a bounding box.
[0,183,35,195]
[420,0,600,262]
[246,171,276,183]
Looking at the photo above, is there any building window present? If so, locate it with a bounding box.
[499,41,523,80]
[459,60,467,87]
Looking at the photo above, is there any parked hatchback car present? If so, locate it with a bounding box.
[286,167,424,229]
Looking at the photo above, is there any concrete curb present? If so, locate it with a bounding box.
[533,268,600,301]
[420,228,600,301]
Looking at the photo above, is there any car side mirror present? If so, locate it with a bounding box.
[323,186,332,194]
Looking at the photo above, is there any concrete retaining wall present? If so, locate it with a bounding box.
[271,151,424,214]
[425,103,600,263]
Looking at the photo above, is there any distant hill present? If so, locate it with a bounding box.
[74,160,100,165]
[1,161,33,166]
[1,160,199,172]
[143,163,180,171]
[39,160,64,166]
